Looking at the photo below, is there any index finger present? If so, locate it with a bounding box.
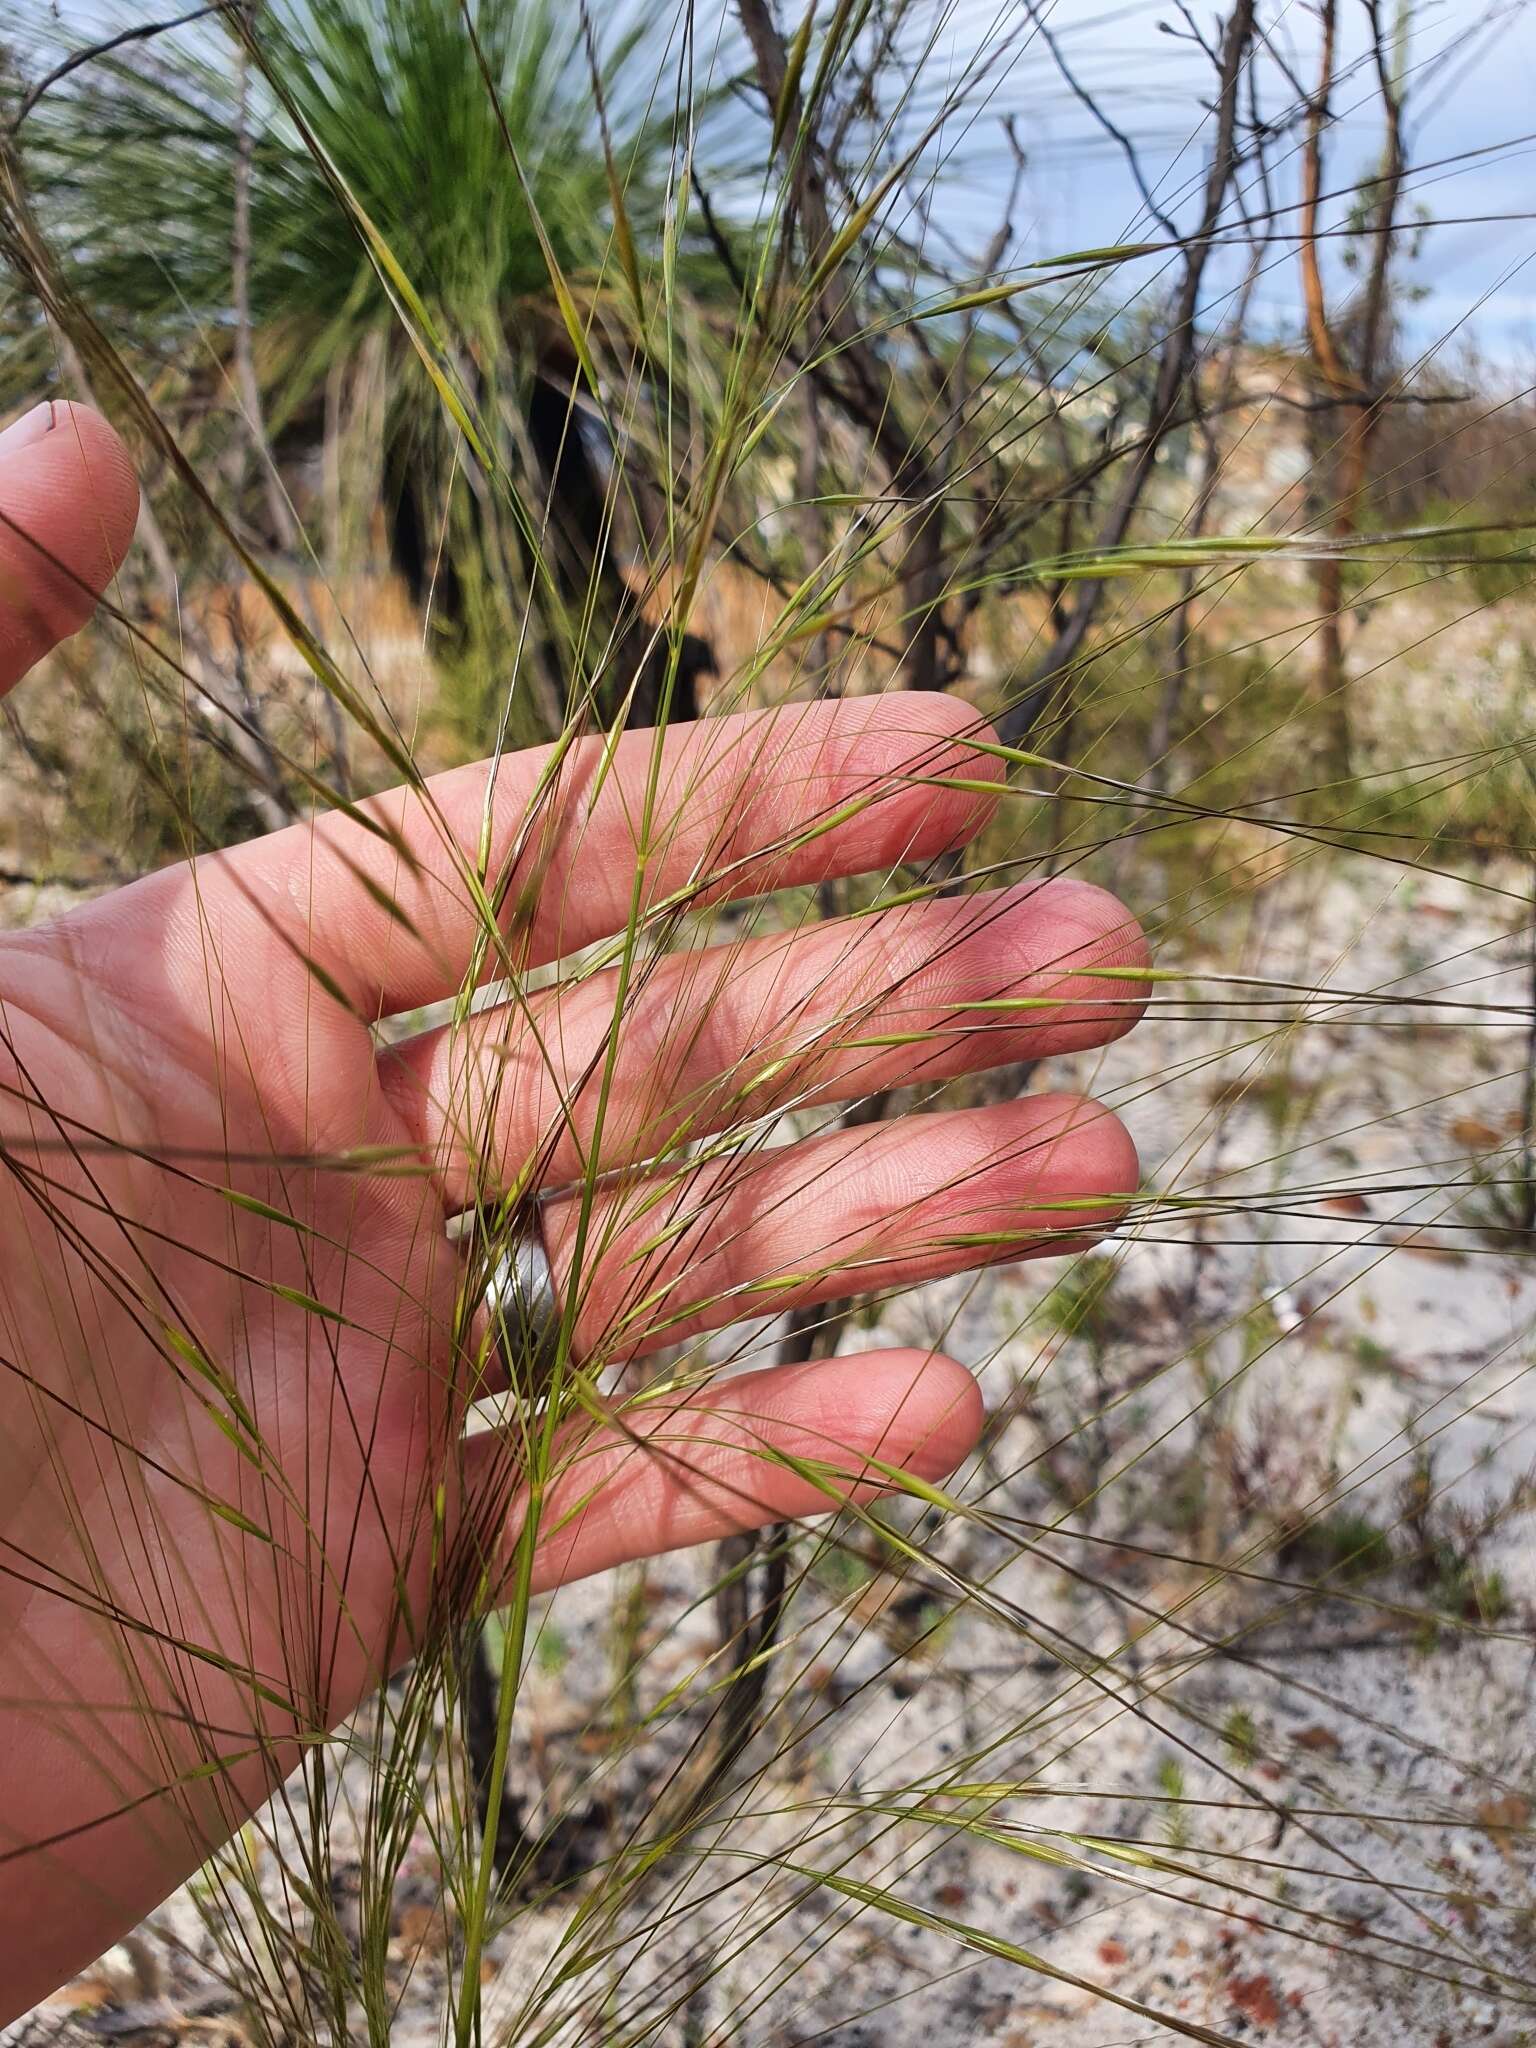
[184,693,1003,1018]
[0,401,139,698]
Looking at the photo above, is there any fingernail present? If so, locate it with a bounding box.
[0,401,56,457]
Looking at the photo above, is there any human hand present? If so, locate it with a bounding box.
[0,403,1145,2013]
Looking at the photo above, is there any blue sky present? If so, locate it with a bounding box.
[911,0,1536,362]
[24,0,1536,359]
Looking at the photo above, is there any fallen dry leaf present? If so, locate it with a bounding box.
[1293,1724,1342,1755]
[1450,1116,1504,1150]
[1384,1227,1468,1266]
[1476,1791,1531,1859]
[395,1899,452,1955]
[1228,1972,1283,2029]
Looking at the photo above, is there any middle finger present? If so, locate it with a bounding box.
[382,877,1147,1209]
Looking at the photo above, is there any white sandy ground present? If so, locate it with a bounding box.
[8,844,1536,2047]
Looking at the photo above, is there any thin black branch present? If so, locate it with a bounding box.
[1024,0,1180,239]
[998,0,1259,746]
[8,3,234,133]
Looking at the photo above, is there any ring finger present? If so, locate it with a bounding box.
[539,1091,1136,1364]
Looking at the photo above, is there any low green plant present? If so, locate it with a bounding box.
[2,2,1535,2044]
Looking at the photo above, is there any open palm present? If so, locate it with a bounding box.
[0,404,1145,2015]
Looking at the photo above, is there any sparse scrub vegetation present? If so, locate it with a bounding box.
[1,1,1536,2044]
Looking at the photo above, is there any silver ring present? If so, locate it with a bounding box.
[481,1211,564,1388]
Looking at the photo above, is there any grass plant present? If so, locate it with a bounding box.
[2,2,1536,2042]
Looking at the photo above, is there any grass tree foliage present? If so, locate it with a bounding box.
[4,0,735,738]
[3,0,1536,2041]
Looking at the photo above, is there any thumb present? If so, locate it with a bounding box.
[0,400,140,698]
